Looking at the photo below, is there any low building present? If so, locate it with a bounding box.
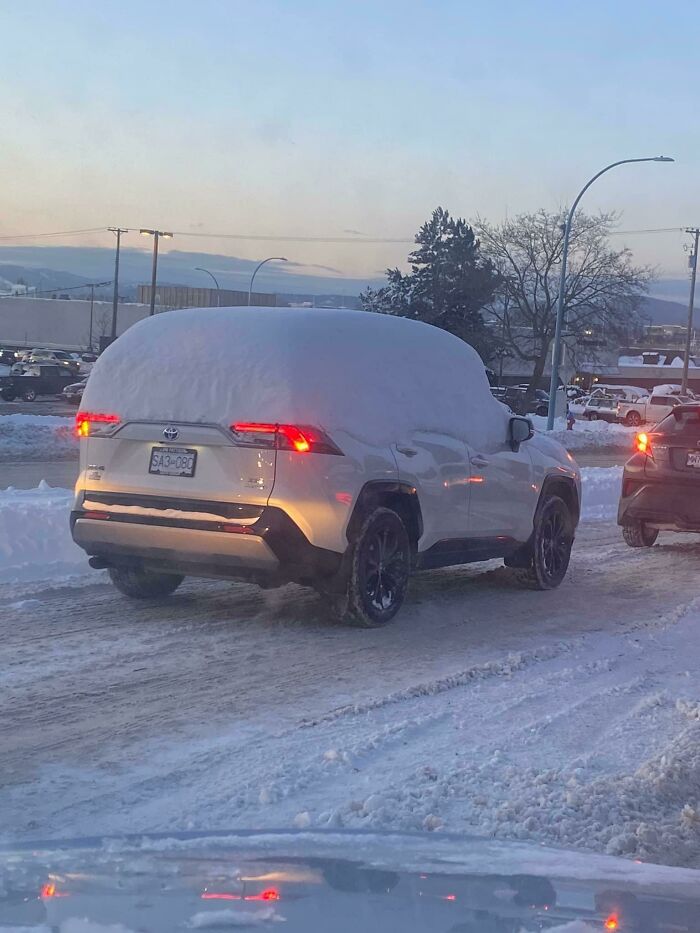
[0,296,150,351]
[137,285,276,309]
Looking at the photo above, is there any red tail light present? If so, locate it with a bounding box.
[231,422,343,455]
[635,432,652,457]
[75,411,120,438]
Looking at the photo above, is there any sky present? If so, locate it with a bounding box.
[1,0,699,288]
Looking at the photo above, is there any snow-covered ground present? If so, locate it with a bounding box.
[4,467,700,869]
[0,482,86,583]
[0,413,76,461]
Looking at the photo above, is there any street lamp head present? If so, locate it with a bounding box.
[162,232,174,239]
[140,229,154,237]
[654,156,675,162]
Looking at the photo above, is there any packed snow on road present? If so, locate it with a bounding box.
[3,463,700,868]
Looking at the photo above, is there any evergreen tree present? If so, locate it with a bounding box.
[361,207,500,358]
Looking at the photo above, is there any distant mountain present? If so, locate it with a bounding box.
[0,262,96,295]
[0,245,383,300]
[639,295,688,325]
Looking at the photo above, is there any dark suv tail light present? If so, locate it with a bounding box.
[75,411,121,438]
[230,422,343,455]
[635,432,653,457]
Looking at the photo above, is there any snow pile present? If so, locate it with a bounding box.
[0,413,77,461]
[580,467,622,521]
[83,306,511,452]
[0,482,87,582]
[530,416,637,451]
[618,355,644,366]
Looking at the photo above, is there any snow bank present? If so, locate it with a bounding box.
[580,467,622,521]
[0,482,87,582]
[530,416,637,451]
[83,306,510,451]
[0,413,77,461]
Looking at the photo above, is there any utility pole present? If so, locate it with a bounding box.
[681,227,700,396]
[109,227,128,342]
[140,229,173,315]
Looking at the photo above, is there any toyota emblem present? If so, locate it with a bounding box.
[163,426,179,441]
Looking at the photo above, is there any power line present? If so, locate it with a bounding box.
[0,227,106,241]
[0,224,689,246]
[168,229,414,244]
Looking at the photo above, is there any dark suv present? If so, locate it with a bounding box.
[0,364,76,401]
[618,404,700,546]
[502,387,550,418]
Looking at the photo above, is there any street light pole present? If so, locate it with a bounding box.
[108,227,128,341]
[140,229,174,315]
[88,283,95,351]
[195,266,221,306]
[681,227,700,396]
[546,156,674,430]
[248,256,287,305]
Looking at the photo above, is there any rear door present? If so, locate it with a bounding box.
[82,420,276,508]
[392,432,472,547]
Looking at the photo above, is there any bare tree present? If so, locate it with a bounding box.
[474,210,652,395]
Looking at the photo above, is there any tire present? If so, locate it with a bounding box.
[108,566,184,599]
[0,388,16,401]
[625,410,642,426]
[588,411,599,421]
[23,389,37,401]
[622,521,658,548]
[515,495,574,590]
[334,507,410,627]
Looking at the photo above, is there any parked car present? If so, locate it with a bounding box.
[502,387,550,417]
[27,349,80,374]
[579,394,619,422]
[62,377,89,405]
[618,404,700,547]
[0,363,78,401]
[71,307,580,626]
[617,393,693,427]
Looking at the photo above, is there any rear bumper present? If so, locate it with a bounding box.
[71,503,343,586]
[618,477,700,532]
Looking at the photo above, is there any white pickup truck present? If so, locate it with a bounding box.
[617,393,692,426]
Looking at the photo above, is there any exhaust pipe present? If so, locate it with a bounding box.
[88,556,110,570]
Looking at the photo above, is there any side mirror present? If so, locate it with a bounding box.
[509,416,534,452]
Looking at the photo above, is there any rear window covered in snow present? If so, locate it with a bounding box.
[83,306,509,449]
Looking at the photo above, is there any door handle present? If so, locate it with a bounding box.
[395,445,418,457]
[470,455,489,468]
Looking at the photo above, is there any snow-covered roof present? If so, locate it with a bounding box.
[83,305,510,450]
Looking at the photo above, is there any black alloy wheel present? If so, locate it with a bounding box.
[341,507,410,627]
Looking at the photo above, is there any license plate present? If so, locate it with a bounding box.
[686,451,700,469]
[149,446,197,477]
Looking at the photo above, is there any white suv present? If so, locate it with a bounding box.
[70,307,581,626]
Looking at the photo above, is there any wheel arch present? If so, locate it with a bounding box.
[539,473,580,526]
[346,481,423,554]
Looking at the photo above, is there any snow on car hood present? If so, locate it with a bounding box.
[82,306,510,450]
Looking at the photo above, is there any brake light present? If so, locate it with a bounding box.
[231,422,342,455]
[636,432,652,457]
[75,411,120,438]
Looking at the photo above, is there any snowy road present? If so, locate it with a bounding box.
[3,516,700,867]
